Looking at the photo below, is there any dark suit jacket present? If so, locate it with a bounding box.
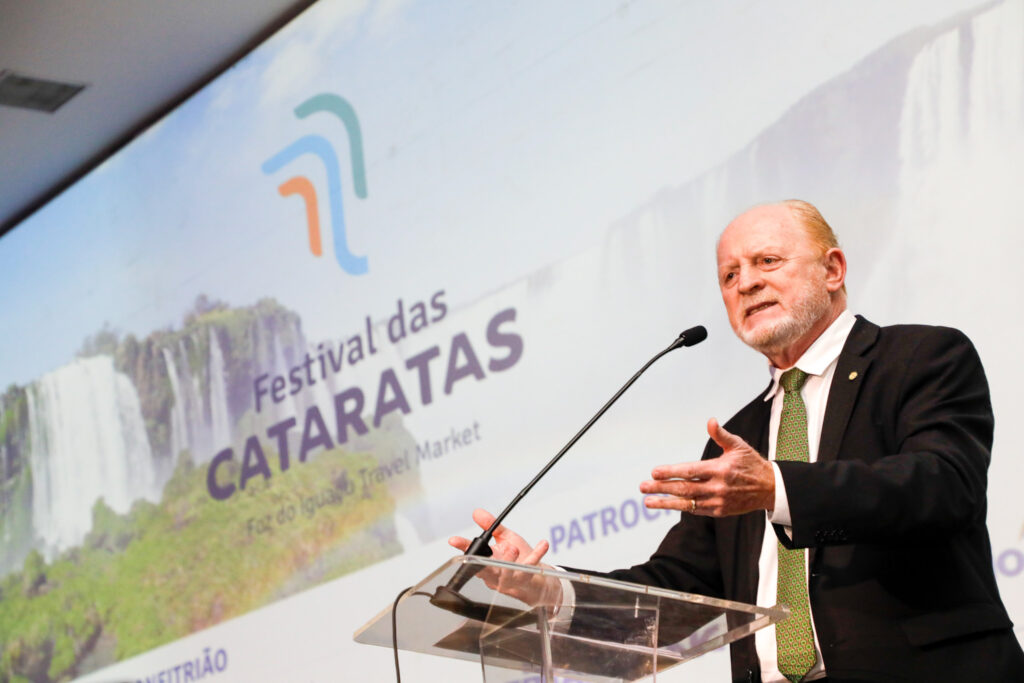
[589,317,1024,682]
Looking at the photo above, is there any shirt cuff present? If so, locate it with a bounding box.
[550,566,576,628]
[766,461,793,529]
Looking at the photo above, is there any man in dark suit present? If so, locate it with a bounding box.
[452,200,1024,681]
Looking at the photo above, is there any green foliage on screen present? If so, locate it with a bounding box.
[0,443,401,681]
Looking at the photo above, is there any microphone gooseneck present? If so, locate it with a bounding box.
[463,324,708,558]
[429,325,707,615]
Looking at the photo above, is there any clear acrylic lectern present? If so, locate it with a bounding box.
[354,556,788,682]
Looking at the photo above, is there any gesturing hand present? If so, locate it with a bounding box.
[448,508,550,565]
[448,509,559,607]
[640,418,776,517]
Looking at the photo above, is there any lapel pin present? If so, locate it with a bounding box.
[848,371,858,380]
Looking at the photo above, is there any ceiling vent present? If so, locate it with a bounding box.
[0,70,86,113]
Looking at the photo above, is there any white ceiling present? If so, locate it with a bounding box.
[0,0,317,236]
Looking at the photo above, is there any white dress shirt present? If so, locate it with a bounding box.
[755,309,856,682]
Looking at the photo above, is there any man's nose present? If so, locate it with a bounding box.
[736,264,764,293]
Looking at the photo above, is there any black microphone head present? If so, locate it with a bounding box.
[677,325,707,347]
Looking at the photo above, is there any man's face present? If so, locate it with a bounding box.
[716,205,834,359]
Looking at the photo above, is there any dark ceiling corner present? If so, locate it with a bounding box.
[0,0,320,240]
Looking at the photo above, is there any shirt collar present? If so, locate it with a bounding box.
[762,309,857,401]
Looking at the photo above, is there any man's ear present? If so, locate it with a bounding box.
[823,247,847,293]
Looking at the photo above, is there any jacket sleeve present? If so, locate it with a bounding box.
[561,458,726,648]
[564,437,730,598]
[587,511,724,597]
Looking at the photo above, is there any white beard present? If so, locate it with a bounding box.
[738,278,832,357]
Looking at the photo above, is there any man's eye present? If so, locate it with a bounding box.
[723,272,736,283]
[760,257,779,266]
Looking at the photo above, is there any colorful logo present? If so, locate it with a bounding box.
[262,93,369,275]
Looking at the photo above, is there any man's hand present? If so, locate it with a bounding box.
[640,418,775,517]
[448,509,560,607]
[448,508,550,565]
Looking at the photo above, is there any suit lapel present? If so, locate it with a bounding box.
[809,317,878,567]
[817,316,878,465]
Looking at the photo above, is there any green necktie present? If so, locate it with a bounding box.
[775,368,817,682]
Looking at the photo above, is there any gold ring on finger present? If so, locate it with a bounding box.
[690,498,697,513]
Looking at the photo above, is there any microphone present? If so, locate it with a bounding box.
[669,324,707,349]
[433,325,707,607]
